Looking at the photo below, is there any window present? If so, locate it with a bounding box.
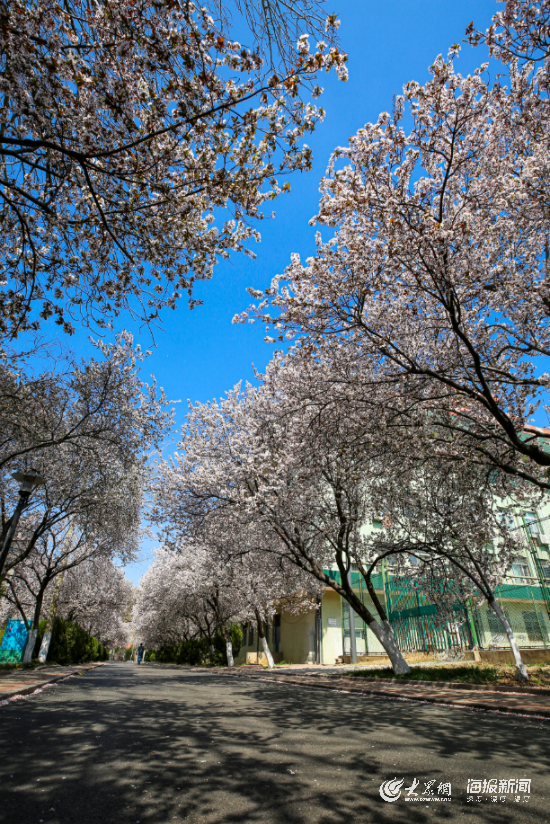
[524,512,540,536]
[523,611,544,643]
[511,562,531,583]
[249,626,254,647]
[497,509,516,532]
[540,562,550,581]
[242,623,248,647]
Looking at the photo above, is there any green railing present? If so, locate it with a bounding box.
[325,569,550,652]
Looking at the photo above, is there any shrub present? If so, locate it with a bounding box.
[33,618,110,664]
[142,625,244,667]
[155,638,207,666]
[42,617,107,665]
[213,624,243,665]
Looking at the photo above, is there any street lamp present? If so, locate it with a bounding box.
[0,469,45,577]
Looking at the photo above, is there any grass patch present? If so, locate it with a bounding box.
[350,665,500,684]
[0,662,38,673]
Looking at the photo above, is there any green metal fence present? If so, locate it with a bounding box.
[326,569,550,654]
[472,581,550,651]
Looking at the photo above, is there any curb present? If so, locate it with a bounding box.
[296,678,550,718]
[221,667,550,697]
[221,671,550,719]
[0,662,105,703]
[333,676,550,697]
[125,663,550,719]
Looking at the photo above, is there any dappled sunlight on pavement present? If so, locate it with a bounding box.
[0,663,548,824]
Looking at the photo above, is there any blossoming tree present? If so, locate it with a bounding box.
[0,0,346,340]
[0,334,171,576]
[241,1,550,491]
[154,361,413,672]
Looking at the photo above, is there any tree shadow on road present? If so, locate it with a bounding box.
[0,664,547,824]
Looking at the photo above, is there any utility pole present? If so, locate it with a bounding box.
[315,596,322,664]
[347,568,357,665]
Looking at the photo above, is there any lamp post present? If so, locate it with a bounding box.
[347,567,358,665]
[0,469,45,577]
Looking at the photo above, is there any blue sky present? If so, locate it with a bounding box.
[63,1,499,583]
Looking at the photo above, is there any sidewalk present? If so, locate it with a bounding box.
[0,662,104,703]
[219,666,550,719]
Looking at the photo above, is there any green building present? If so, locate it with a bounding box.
[236,503,550,666]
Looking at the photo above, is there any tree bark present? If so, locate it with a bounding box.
[333,554,410,674]
[22,629,37,663]
[277,531,411,674]
[328,584,410,674]
[367,619,410,675]
[343,583,410,675]
[38,568,66,663]
[489,597,529,681]
[260,634,275,668]
[225,639,234,667]
[255,610,275,668]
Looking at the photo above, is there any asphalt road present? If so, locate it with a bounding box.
[1,663,549,824]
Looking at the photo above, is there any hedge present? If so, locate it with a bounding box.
[148,624,244,667]
[34,617,109,665]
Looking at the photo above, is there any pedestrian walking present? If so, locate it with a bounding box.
[137,643,144,665]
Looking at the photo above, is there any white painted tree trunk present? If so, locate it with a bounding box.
[38,631,52,664]
[226,639,234,667]
[490,599,529,681]
[22,629,38,664]
[261,635,275,669]
[368,620,411,675]
[38,559,67,663]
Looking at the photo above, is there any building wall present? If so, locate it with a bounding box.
[320,589,342,665]
[474,601,550,650]
[279,608,316,664]
[274,587,395,665]
[236,502,550,666]
[234,622,259,666]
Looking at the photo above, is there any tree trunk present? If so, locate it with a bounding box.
[260,634,275,669]
[343,581,410,674]
[38,570,65,663]
[351,570,410,674]
[255,610,275,669]
[489,597,529,681]
[38,631,53,664]
[367,619,410,675]
[22,629,38,663]
[226,639,234,667]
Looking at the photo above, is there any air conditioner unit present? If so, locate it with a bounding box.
[538,530,550,546]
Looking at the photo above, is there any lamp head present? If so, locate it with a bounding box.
[12,469,45,494]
